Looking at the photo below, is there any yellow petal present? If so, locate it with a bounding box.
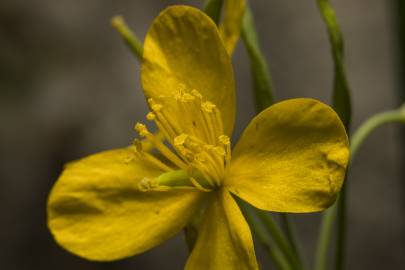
[225,98,349,213]
[142,6,236,136]
[185,189,258,270]
[219,0,246,55]
[47,148,204,261]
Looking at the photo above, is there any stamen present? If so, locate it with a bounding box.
[189,177,212,192]
[219,135,231,169]
[187,165,217,188]
[132,139,172,172]
[201,146,225,181]
[147,111,175,145]
[148,98,181,140]
[133,89,230,189]
[195,154,222,186]
[213,108,224,137]
[201,101,221,144]
[135,123,187,169]
[175,92,200,139]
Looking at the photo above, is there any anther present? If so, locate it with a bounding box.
[146,112,156,121]
[138,177,158,192]
[212,146,226,156]
[219,135,230,146]
[174,134,188,146]
[201,101,216,113]
[134,123,149,136]
[191,89,203,99]
[148,98,163,112]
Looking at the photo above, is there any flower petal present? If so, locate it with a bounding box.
[225,98,349,213]
[141,6,236,136]
[47,148,204,261]
[185,189,258,270]
[219,0,246,55]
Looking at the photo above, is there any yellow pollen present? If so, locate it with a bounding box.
[174,134,188,146]
[191,89,203,99]
[146,112,156,121]
[134,123,148,136]
[138,177,159,192]
[201,101,216,113]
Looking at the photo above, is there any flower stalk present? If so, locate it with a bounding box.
[203,0,223,25]
[237,200,293,270]
[241,4,274,111]
[256,210,303,270]
[111,15,143,60]
[316,1,352,269]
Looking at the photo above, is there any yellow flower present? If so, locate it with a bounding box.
[47,6,349,269]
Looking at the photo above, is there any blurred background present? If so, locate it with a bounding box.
[1,0,404,269]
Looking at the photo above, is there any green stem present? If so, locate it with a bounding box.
[203,0,223,25]
[316,1,351,269]
[314,201,337,270]
[255,211,302,270]
[335,181,346,270]
[238,201,292,270]
[314,107,405,270]
[242,4,274,111]
[350,110,405,157]
[280,214,306,270]
[316,0,351,129]
[111,16,143,60]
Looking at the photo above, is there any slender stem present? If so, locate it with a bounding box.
[280,214,306,270]
[111,16,143,60]
[316,0,351,129]
[241,4,274,111]
[203,0,223,25]
[350,110,405,158]
[238,200,292,270]
[314,107,405,270]
[316,1,351,269]
[335,181,346,270]
[315,202,337,270]
[256,210,302,270]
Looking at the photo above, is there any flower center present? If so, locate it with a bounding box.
[132,88,231,191]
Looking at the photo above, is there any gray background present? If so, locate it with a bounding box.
[0,0,404,269]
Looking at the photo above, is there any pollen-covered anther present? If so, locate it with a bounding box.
[146,112,156,121]
[191,89,203,99]
[219,135,230,146]
[174,90,195,103]
[174,134,188,146]
[134,123,149,137]
[138,177,159,192]
[195,153,207,163]
[201,101,216,113]
[148,98,163,112]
